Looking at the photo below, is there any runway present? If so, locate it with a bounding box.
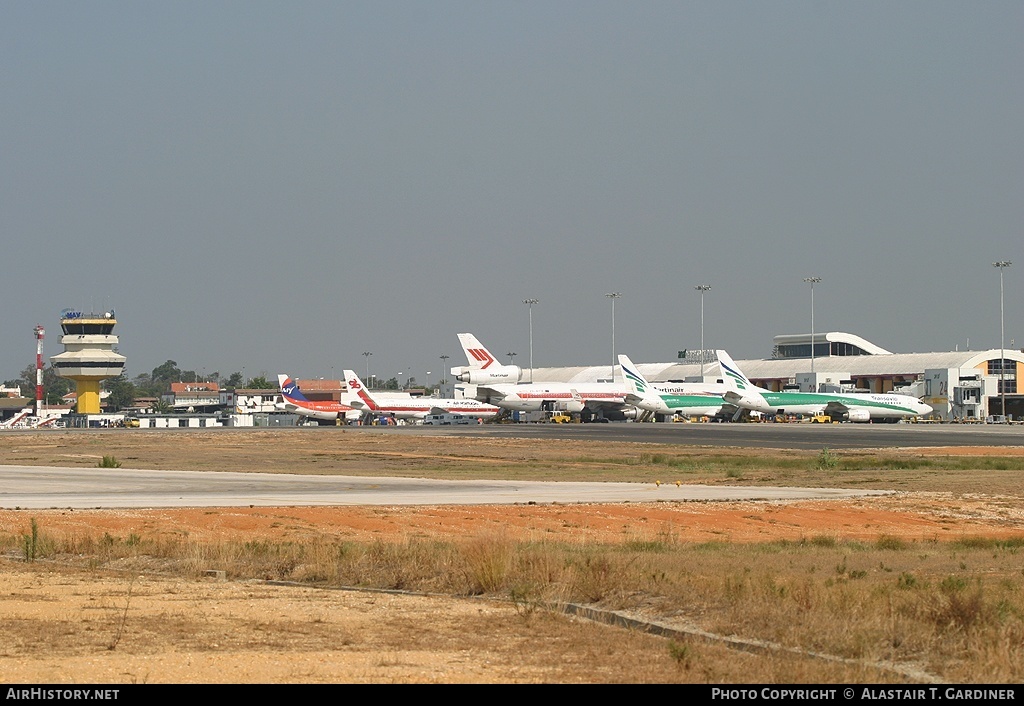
[464,420,1024,449]
[0,465,889,510]
[2,422,1017,509]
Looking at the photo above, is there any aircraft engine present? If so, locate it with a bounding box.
[845,408,871,423]
[620,406,641,420]
[556,399,586,413]
[455,365,521,384]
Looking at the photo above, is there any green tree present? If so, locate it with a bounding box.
[248,375,274,390]
[103,375,136,411]
[224,372,244,389]
[151,360,181,390]
[131,372,159,398]
[17,365,74,405]
[151,397,173,414]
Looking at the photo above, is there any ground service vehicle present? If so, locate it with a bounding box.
[423,413,477,426]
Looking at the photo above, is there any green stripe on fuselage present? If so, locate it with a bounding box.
[658,394,722,409]
[760,392,917,414]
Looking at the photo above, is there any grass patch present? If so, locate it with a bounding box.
[3,526,1022,682]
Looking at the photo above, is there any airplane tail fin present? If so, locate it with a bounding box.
[278,375,310,402]
[458,333,498,370]
[343,369,380,411]
[618,354,651,397]
[715,350,757,391]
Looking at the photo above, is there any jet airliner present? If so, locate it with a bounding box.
[716,350,932,422]
[277,375,360,423]
[342,370,501,422]
[618,355,730,419]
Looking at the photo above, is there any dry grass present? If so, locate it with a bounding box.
[4,520,1022,682]
[1,428,1022,683]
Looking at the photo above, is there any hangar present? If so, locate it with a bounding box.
[514,332,1024,422]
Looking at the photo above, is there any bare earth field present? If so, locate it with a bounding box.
[1,428,1023,683]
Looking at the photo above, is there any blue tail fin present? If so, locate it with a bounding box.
[278,374,310,402]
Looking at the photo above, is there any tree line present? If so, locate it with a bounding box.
[3,360,273,411]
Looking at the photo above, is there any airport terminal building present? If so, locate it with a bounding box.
[514,332,1023,421]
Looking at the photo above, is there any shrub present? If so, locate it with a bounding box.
[816,448,839,471]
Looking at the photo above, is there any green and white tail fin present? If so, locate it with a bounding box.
[618,354,653,401]
[715,350,756,392]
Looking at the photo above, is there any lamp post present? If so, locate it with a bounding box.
[605,292,622,378]
[507,351,517,365]
[695,284,711,378]
[439,354,449,396]
[994,261,1012,418]
[523,298,539,383]
[803,277,822,380]
[362,352,372,385]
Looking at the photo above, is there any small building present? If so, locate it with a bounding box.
[162,382,222,412]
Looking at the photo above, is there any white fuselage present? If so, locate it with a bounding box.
[636,381,730,417]
[351,394,501,421]
[729,389,932,420]
[476,382,628,413]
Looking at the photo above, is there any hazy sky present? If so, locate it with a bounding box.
[3,1,1021,386]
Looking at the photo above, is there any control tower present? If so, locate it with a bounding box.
[50,309,126,414]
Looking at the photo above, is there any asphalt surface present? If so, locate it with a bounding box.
[361,419,1024,449]
[0,465,891,509]
[2,422,1019,509]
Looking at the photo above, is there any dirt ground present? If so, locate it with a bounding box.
[2,430,1023,683]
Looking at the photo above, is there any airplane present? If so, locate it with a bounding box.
[450,333,522,384]
[277,375,361,423]
[715,350,933,423]
[618,354,731,419]
[456,334,640,420]
[342,369,502,423]
[472,380,637,418]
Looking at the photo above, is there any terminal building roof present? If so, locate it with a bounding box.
[518,332,1024,385]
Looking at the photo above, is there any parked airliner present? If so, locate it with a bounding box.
[618,355,730,419]
[455,333,637,419]
[342,370,501,422]
[277,375,360,423]
[716,350,933,422]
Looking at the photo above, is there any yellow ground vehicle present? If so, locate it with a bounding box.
[549,413,575,423]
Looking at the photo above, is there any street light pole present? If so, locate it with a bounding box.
[994,261,1012,418]
[695,285,711,378]
[439,354,449,397]
[803,277,822,380]
[362,351,372,386]
[605,292,622,378]
[523,298,539,383]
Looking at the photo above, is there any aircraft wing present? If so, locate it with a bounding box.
[581,398,630,413]
[475,385,510,402]
[822,401,849,415]
[723,391,746,406]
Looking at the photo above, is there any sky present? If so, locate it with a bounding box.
[2,1,1021,387]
